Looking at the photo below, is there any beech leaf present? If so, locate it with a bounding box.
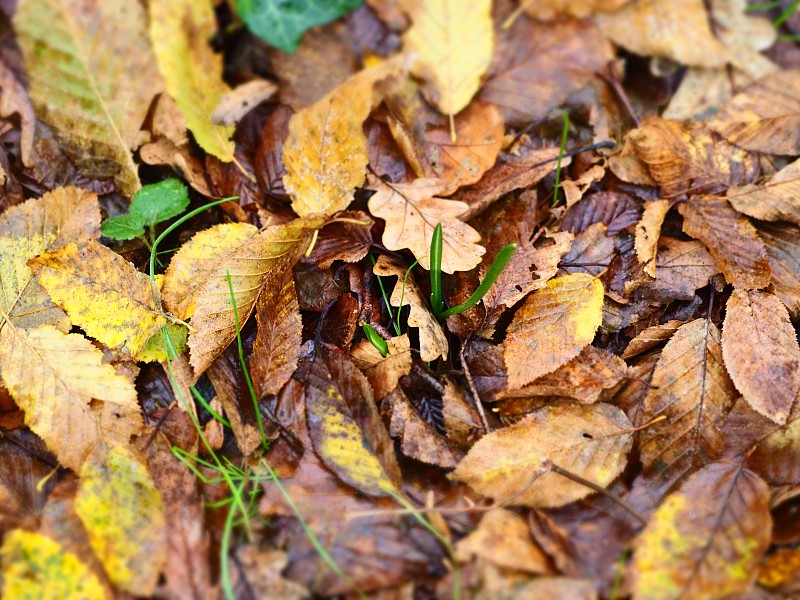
[728,158,800,226]
[635,199,670,278]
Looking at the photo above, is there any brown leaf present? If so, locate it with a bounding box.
[722,289,800,424]
[640,319,738,488]
[623,321,682,359]
[522,0,629,18]
[728,158,800,226]
[352,334,412,400]
[635,238,719,301]
[632,460,771,600]
[679,195,770,289]
[451,401,633,508]
[635,199,670,278]
[559,223,616,278]
[561,191,642,236]
[757,221,800,317]
[0,58,34,167]
[229,547,309,600]
[303,210,373,269]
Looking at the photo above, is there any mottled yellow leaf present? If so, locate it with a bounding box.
[368,178,485,273]
[29,240,167,356]
[451,402,633,508]
[75,444,166,595]
[0,529,105,600]
[504,273,604,389]
[0,187,100,330]
[15,0,162,196]
[0,325,141,472]
[283,59,403,217]
[188,217,323,374]
[135,323,187,363]
[162,222,259,320]
[149,0,235,161]
[403,0,493,118]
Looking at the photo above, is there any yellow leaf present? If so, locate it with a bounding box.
[450,402,633,508]
[0,529,105,600]
[188,217,323,374]
[135,323,187,363]
[15,0,162,197]
[283,59,403,217]
[29,240,167,356]
[403,0,493,118]
[0,325,141,472]
[368,178,485,273]
[149,0,235,161]
[504,273,604,389]
[0,187,100,330]
[75,444,166,595]
[162,222,259,320]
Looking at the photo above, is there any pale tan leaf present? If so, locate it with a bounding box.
[212,79,278,127]
[368,178,485,273]
[0,325,141,472]
[373,255,448,362]
[679,195,770,289]
[0,59,35,167]
[522,0,630,18]
[504,273,604,389]
[450,402,633,508]
[728,158,800,226]
[722,290,800,424]
[386,387,458,468]
[635,200,670,278]
[352,334,412,399]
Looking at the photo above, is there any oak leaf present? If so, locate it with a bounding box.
[15,0,162,196]
[722,290,800,424]
[504,273,604,389]
[451,402,633,508]
[635,199,670,278]
[402,0,493,120]
[368,178,485,273]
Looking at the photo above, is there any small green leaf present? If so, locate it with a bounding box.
[101,212,146,241]
[129,179,190,228]
[236,0,364,53]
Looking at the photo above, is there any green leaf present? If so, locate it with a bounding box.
[101,213,146,241]
[236,0,365,53]
[130,179,190,228]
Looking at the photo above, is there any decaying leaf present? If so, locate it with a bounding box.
[635,200,670,278]
[636,238,719,301]
[15,0,162,196]
[758,222,800,317]
[402,0,493,119]
[75,444,166,595]
[283,58,402,217]
[352,334,412,399]
[722,290,800,424]
[632,461,771,600]
[728,158,800,226]
[0,325,141,472]
[29,240,167,356]
[368,177,485,273]
[212,79,278,127]
[150,0,235,161]
[504,273,604,389]
[451,401,633,508]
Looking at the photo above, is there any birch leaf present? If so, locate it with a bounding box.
[150,0,236,161]
[14,0,162,197]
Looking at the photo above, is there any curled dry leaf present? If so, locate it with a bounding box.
[722,290,800,424]
[373,255,448,362]
[368,178,485,273]
[283,58,403,218]
[450,401,633,508]
[351,333,412,399]
[632,461,771,600]
[635,199,670,278]
[728,158,800,226]
[679,195,770,290]
[504,273,604,389]
[402,0,493,119]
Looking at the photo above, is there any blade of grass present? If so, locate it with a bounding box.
[773,0,800,27]
[362,323,389,357]
[397,259,419,334]
[552,110,570,206]
[429,223,444,315]
[370,253,400,336]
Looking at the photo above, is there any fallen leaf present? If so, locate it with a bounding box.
[679,195,770,289]
[373,255,449,362]
[635,199,670,278]
[150,0,235,162]
[368,178,485,273]
[212,79,278,126]
[15,0,162,196]
[402,0,493,119]
[522,0,630,18]
[722,290,800,424]
[304,210,373,269]
[229,546,309,600]
[632,460,771,600]
[635,238,719,301]
[283,58,402,217]
[728,158,800,226]
[75,444,166,595]
[504,273,604,389]
[561,191,642,236]
[29,240,167,356]
[559,222,616,278]
[623,321,682,359]
[757,221,800,317]
[0,59,35,167]
[0,529,105,600]
[451,401,633,508]
[758,547,800,592]
[639,319,738,488]
[352,334,412,399]
[0,325,141,472]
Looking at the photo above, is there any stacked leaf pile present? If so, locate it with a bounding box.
[2,0,800,598]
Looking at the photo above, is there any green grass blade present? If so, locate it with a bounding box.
[362,323,388,357]
[429,223,444,315]
[552,110,570,206]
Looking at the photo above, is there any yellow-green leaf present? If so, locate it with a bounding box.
[403,0,493,118]
[135,323,187,363]
[0,529,105,600]
[75,444,166,595]
[15,0,162,197]
[29,240,167,356]
[149,0,235,161]
[504,273,604,389]
[0,325,142,472]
